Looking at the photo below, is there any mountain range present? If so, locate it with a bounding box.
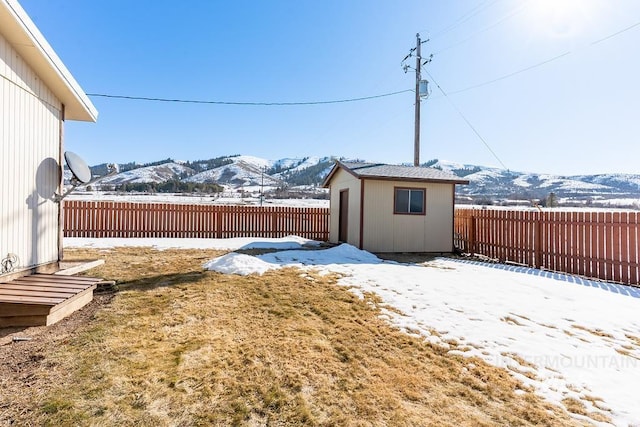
[78,155,640,208]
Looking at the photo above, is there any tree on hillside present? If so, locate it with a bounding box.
[283,159,335,186]
[184,156,236,173]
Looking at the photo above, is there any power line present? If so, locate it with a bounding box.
[86,89,413,106]
[414,16,640,168]
[444,16,640,95]
[424,70,508,170]
[591,19,640,46]
[447,51,571,95]
[86,16,640,109]
[433,1,528,56]
[427,0,503,39]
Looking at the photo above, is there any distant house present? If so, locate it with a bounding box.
[322,161,469,253]
[1,0,99,326]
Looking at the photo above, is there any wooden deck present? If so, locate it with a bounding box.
[0,274,100,327]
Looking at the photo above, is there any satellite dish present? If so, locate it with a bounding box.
[54,152,119,202]
[64,151,92,184]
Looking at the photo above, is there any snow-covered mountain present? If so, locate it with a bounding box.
[185,157,282,187]
[181,155,335,188]
[430,160,640,206]
[100,162,195,184]
[88,155,335,190]
[83,156,640,207]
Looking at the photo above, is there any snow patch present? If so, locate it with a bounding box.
[203,253,278,275]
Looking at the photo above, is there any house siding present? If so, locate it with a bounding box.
[328,168,361,246]
[1,31,62,277]
[362,180,454,252]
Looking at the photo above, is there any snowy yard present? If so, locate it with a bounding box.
[67,236,640,425]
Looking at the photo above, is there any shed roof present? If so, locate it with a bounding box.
[322,161,469,187]
[0,0,97,122]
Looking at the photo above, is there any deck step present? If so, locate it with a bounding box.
[0,274,101,327]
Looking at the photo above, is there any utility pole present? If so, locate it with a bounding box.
[260,166,264,206]
[403,33,432,167]
[413,33,422,167]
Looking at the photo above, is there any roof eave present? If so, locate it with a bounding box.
[320,162,338,188]
[359,175,470,185]
[321,160,360,187]
[322,162,470,186]
[0,0,98,122]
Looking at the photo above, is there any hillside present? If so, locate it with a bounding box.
[184,156,282,187]
[428,160,640,207]
[87,155,335,192]
[74,155,640,208]
[100,162,195,185]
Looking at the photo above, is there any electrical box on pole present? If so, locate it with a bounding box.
[419,80,429,98]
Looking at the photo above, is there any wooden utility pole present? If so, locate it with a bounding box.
[414,33,421,167]
[403,33,431,166]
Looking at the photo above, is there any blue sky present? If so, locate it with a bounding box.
[20,0,640,175]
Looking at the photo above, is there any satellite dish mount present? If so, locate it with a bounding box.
[54,151,118,202]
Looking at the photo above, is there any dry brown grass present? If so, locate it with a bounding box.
[614,348,640,360]
[501,353,537,370]
[626,334,640,347]
[561,398,611,423]
[1,247,584,426]
[570,325,614,339]
[537,322,558,330]
[501,316,525,326]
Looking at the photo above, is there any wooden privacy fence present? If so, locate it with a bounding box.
[454,208,640,286]
[63,201,330,241]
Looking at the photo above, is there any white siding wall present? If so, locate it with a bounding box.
[362,180,454,253]
[1,32,62,276]
[328,168,361,246]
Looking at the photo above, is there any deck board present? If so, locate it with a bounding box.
[0,273,101,327]
[0,284,89,293]
[16,276,98,285]
[0,289,78,299]
[0,294,65,305]
[1,282,89,291]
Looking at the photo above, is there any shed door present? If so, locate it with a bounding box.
[339,190,349,242]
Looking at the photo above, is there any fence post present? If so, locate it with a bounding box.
[535,214,542,269]
[215,208,222,239]
[468,212,476,255]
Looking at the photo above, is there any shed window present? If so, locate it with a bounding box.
[394,188,425,215]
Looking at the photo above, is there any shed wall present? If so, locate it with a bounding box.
[1,31,62,276]
[362,180,454,252]
[328,168,361,246]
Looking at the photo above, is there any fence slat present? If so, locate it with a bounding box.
[630,212,638,285]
